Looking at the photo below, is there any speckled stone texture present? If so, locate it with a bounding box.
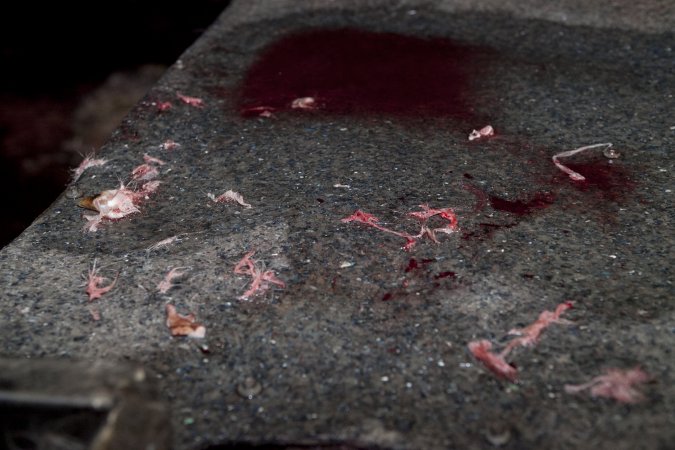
[1,1,673,449]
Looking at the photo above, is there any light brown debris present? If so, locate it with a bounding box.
[165,304,205,338]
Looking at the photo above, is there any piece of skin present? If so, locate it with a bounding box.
[342,209,416,250]
[503,301,574,353]
[468,125,494,141]
[165,304,205,338]
[291,97,317,109]
[81,183,141,232]
[565,367,650,403]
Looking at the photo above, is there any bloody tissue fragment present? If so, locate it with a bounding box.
[233,250,285,300]
[157,101,173,111]
[159,139,180,150]
[468,302,574,380]
[80,183,140,232]
[468,340,518,381]
[71,154,108,182]
[552,142,613,181]
[342,210,415,250]
[132,154,165,181]
[177,92,205,108]
[165,304,205,338]
[291,97,318,109]
[565,367,650,403]
[342,205,458,251]
[241,105,275,117]
[84,259,117,301]
[408,204,459,241]
[468,125,494,141]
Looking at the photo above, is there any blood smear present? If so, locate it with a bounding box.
[238,29,489,119]
[405,258,420,272]
[556,161,635,203]
[434,271,456,279]
[404,258,434,273]
[489,192,556,216]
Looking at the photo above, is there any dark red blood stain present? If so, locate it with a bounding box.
[405,258,419,272]
[404,258,435,272]
[555,161,635,203]
[238,29,489,119]
[434,271,456,279]
[463,183,488,213]
[462,222,516,241]
[489,191,556,216]
[463,173,474,179]
[316,198,325,203]
[382,292,394,301]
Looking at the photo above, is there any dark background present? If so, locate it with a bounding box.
[0,1,231,247]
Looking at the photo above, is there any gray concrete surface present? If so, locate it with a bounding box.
[222,0,675,33]
[1,1,673,449]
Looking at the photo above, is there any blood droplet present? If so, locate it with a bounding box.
[405,258,420,272]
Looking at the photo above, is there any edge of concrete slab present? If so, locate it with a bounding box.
[221,0,675,34]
